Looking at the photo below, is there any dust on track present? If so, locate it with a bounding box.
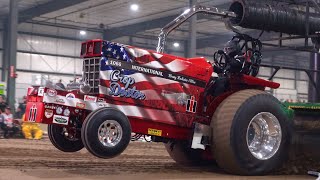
[0,139,313,180]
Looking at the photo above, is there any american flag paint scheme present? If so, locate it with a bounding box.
[25,39,280,139]
[99,41,212,117]
[26,40,213,128]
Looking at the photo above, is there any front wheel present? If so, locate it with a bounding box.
[211,89,290,175]
[48,124,84,152]
[81,107,131,158]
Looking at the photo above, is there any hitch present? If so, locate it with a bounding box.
[191,122,211,150]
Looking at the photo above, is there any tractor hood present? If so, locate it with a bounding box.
[101,41,213,86]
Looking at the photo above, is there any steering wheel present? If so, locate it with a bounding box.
[243,49,261,77]
[249,50,262,77]
[213,50,229,70]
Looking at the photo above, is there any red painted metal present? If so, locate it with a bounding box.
[241,74,280,89]
[80,39,103,58]
[26,40,281,141]
[129,118,192,140]
[25,102,45,123]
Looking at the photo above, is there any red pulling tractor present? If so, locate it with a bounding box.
[25,6,290,175]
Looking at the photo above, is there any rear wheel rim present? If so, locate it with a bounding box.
[246,112,282,160]
[98,120,123,147]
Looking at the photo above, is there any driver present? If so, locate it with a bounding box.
[224,39,242,58]
[209,40,242,97]
[224,39,246,73]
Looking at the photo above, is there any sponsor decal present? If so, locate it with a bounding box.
[38,87,45,96]
[98,103,106,107]
[55,98,65,104]
[84,95,97,102]
[88,44,93,54]
[53,115,69,125]
[105,59,206,87]
[28,104,37,122]
[97,98,106,103]
[186,96,197,113]
[67,83,80,90]
[44,109,53,118]
[131,65,163,77]
[76,102,86,109]
[161,90,189,106]
[47,89,57,97]
[56,107,63,114]
[148,128,162,136]
[109,70,146,100]
[177,95,189,106]
[45,105,56,109]
[66,93,76,99]
[167,73,196,85]
[106,60,122,67]
[63,108,70,116]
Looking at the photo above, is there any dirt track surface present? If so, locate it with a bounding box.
[0,138,313,180]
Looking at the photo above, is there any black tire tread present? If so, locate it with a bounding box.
[211,89,265,174]
[81,108,108,155]
[164,141,209,165]
[81,107,131,159]
[48,124,84,152]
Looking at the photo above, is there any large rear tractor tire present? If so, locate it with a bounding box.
[211,89,290,175]
[48,124,84,152]
[164,141,213,166]
[81,107,131,159]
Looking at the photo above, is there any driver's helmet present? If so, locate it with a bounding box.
[224,40,241,57]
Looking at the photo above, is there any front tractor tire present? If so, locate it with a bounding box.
[81,107,131,159]
[211,89,290,175]
[48,124,84,152]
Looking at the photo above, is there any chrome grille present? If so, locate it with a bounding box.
[83,57,100,94]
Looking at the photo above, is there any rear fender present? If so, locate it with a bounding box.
[205,76,279,118]
[240,75,280,89]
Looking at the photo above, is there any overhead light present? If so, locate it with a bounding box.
[173,42,180,48]
[80,30,87,36]
[130,4,139,11]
